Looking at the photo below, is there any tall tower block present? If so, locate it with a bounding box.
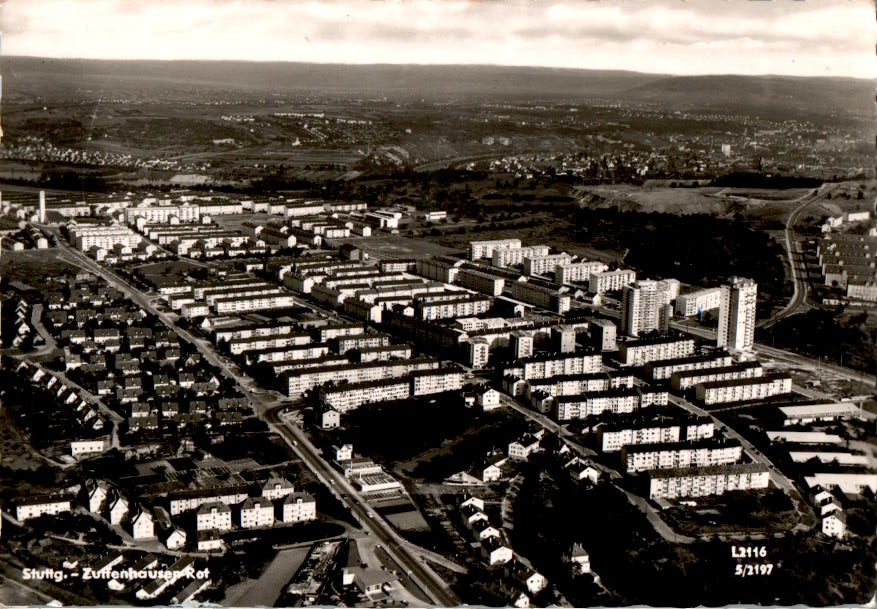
[717,277,758,352]
[39,191,46,223]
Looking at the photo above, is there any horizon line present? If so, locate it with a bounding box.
[2,54,871,82]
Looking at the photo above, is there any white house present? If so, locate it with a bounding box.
[336,444,354,462]
[472,519,502,541]
[321,409,341,429]
[281,492,317,523]
[71,439,106,458]
[240,498,275,528]
[86,482,108,513]
[15,494,73,521]
[822,512,847,538]
[196,502,232,531]
[477,388,502,411]
[131,510,155,539]
[197,530,224,552]
[482,536,513,565]
[109,495,129,525]
[570,543,591,575]
[513,592,531,608]
[163,527,187,550]
[523,570,548,595]
[460,496,485,512]
[261,477,295,501]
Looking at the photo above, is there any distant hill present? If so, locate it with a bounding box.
[620,74,875,119]
[2,56,872,119]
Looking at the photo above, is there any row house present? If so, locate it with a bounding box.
[14,494,73,521]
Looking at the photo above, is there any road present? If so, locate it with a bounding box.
[265,407,460,606]
[760,185,831,328]
[26,359,122,450]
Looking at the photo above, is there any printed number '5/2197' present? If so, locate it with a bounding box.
[735,564,774,577]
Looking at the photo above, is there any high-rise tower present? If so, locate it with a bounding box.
[717,277,758,352]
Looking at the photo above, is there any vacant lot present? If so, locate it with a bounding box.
[338,234,459,260]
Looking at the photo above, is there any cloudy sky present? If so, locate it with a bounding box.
[1,0,874,78]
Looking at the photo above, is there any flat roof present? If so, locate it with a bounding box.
[778,402,860,418]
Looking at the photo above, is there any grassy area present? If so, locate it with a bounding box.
[660,489,799,537]
[0,250,80,285]
[329,397,530,481]
[757,308,877,374]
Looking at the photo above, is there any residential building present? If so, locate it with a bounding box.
[523,252,572,276]
[617,335,696,367]
[469,238,522,261]
[622,440,743,473]
[162,527,187,550]
[647,463,769,499]
[621,280,674,337]
[131,509,154,539]
[570,543,591,574]
[196,530,224,552]
[240,498,274,528]
[695,374,792,406]
[675,287,722,317]
[822,512,847,538]
[14,494,73,521]
[555,261,609,286]
[262,478,295,501]
[589,319,617,351]
[671,361,763,392]
[280,492,317,522]
[477,387,502,411]
[482,536,514,565]
[490,245,549,267]
[589,269,636,294]
[196,502,233,531]
[321,409,341,429]
[717,277,758,352]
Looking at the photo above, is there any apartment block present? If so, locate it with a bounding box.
[617,336,696,367]
[671,361,763,391]
[675,287,722,317]
[647,463,769,499]
[695,374,792,406]
[589,269,636,294]
[522,253,572,276]
[469,238,522,261]
[644,351,734,381]
[490,245,549,268]
[623,440,743,473]
[554,261,609,286]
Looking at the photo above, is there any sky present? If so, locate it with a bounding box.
[1,0,875,78]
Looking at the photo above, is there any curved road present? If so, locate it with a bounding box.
[760,185,832,328]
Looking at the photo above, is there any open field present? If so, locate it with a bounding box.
[338,234,460,260]
[0,249,81,285]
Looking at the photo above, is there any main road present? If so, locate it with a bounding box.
[760,185,833,328]
[265,406,460,606]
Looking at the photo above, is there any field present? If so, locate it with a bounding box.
[0,249,81,285]
[338,234,460,260]
[326,398,530,482]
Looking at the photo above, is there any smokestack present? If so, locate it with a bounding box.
[39,191,46,223]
